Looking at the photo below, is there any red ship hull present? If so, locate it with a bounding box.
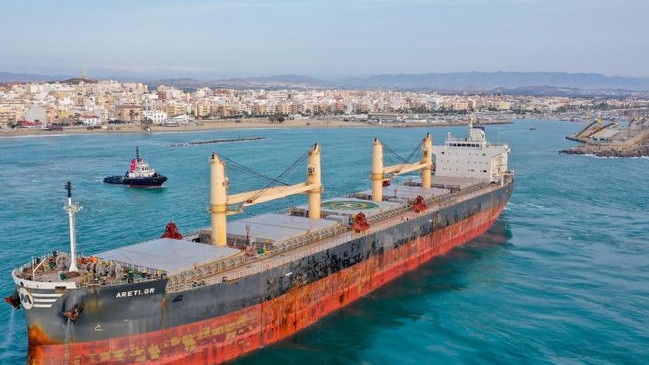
[28,203,505,365]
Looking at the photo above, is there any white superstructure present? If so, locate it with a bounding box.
[432,120,510,183]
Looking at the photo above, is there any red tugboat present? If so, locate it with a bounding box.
[8,122,513,364]
[103,146,167,188]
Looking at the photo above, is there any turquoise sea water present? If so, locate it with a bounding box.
[0,120,647,364]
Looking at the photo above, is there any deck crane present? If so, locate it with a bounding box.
[371,133,434,202]
[208,143,322,246]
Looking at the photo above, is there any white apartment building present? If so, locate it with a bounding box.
[142,99,168,124]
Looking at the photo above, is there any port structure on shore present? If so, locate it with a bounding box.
[562,117,649,157]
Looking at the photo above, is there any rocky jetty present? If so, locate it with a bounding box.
[560,128,649,157]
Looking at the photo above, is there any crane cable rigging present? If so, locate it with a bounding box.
[382,141,420,167]
[220,151,310,206]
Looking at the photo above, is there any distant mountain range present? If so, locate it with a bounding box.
[339,72,649,92]
[2,71,649,96]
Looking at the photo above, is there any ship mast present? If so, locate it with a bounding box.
[371,138,384,202]
[63,181,83,272]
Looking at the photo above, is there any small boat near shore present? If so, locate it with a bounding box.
[103,147,167,188]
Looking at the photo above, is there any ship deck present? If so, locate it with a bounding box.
[162,175,493,291]
[96,239,241,276]
[13,175,491,289]
[227,175,485,248]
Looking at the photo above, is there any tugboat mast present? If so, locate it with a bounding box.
[63,181,82,272]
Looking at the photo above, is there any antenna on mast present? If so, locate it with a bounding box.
[64,181,83,272]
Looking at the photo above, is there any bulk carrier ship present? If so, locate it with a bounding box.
[7,122,514,364]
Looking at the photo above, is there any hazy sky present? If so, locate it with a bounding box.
[2,0,647,79]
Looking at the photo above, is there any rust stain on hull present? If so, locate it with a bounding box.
[28,205,504,365]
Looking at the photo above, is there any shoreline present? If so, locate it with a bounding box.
[0,118,372,138]
[0,117,514,138]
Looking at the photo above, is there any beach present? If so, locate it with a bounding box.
[0,117,515,138]
[0,118,373,137]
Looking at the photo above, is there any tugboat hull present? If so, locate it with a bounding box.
[103,174,167,188]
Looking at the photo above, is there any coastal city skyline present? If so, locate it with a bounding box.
[2,0,647,79]
[2,78,647,131]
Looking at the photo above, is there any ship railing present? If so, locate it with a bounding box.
[164,183,487,288]
[164,181,498,293]
[165,250,249,291]
[366,205,410,224]
[13,251,170,288]
[165,224,348,292]
[209,234,356,285]
[273,224,348,252]
[205,208,438,287]
[166,227,357,292]
[13,253,58,282]
[426,181,492,209]
[78,260,166,288]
